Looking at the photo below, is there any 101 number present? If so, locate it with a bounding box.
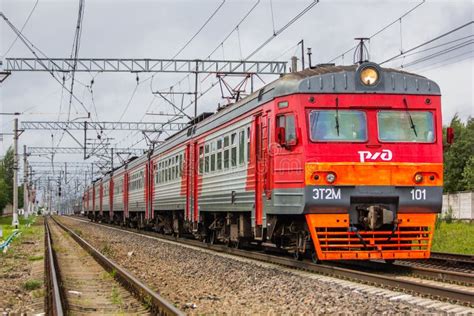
[410,188,426,200]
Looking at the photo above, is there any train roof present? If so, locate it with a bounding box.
[151,62,440,155]
[102,62,441,175]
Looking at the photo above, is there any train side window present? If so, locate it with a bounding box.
[224,149,230,169]
[247,127,250,163]
[231,146,237,167]
[217,151,222,170]
[277,114,297,146]
[239,130,245,165]
[231,133,237,167]
[205,154,210,173]
[211,152,216,172]
[199,146,204,174]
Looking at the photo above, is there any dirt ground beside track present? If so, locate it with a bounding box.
[0,216,45,314]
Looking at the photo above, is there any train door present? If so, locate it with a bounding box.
[92,184,95,213]
[150,161,155,221]
[110,178,114,220]
[123,173,129,220]
[145,162,150,220]
[254,113,269,238]
[193,141,199,227]
[99,182,104,216]
[185,144,191,222]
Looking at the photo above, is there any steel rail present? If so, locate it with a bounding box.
[430,252,474,265]
[392,263,473,285]
[69,216,474,306]
[336,259,474,286]
[50,216,184,316]
[44,218,64,315]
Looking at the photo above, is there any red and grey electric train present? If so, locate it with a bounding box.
[83,61,443,261]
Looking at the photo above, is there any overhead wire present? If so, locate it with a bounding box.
[410,50,473,73]
[0,12,89,114]
[326,0,425,63]
[166,0,226,66]
[400,40,473,68]
[126,0,319,153]
[116,1,233,150]
[178,0,321,116]
[55,0,86,149]
[393,35,473,59]
[151,0,261,96]
[1,0,39,58]
[379,21,473,65]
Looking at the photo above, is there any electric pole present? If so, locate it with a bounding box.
[23,145,29,219]
[12,118,19,228]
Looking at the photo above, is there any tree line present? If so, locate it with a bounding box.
[0,148,23,215]
[443,115,474,193]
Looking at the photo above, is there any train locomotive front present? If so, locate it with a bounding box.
[269,62,442,261]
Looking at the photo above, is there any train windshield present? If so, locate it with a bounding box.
[309,110,367,142]
[378,111,434,142]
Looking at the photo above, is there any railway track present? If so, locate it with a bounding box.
[333,259,474,286]
[44,217,183,315]
[429,252,474,266]
[65,216,474,307]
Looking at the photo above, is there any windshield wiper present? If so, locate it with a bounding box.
[403,98,417,137]
[335,97,340,136]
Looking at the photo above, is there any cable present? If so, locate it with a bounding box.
[0,12,89,115]
[326,0,425,63]
[393,35,473,60]
[410,50,473,73]
[245,0,319,61]
[1,0,39,58]
[165,0,226,68]
[116,1,256,151]
[400,40,473,68]
[54,0,86,149]
[179,0,320,114]
[118,83,139,122]
[153,0,261,95]
[269,0,276,35]
[66,0,85,122]
[268,41,300,62]
[380,21,473,65]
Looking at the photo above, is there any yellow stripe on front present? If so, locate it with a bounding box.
[305,162,443,186]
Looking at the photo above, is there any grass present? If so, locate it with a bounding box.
[0,216,33,243]
[32,288,45,298]
[73,228,83,237]
[101,243,115,257]
[28,255,44,261]
[432,221,474,254]
[111,286,123,306]
[23,279,43,291]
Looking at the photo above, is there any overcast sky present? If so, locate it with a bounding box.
[0,0,473,171]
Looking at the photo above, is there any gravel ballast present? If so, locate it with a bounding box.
[58,216,442,314]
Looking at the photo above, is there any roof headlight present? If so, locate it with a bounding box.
[360,66,379,86]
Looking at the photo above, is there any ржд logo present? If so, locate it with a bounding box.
[358,149,393,163]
